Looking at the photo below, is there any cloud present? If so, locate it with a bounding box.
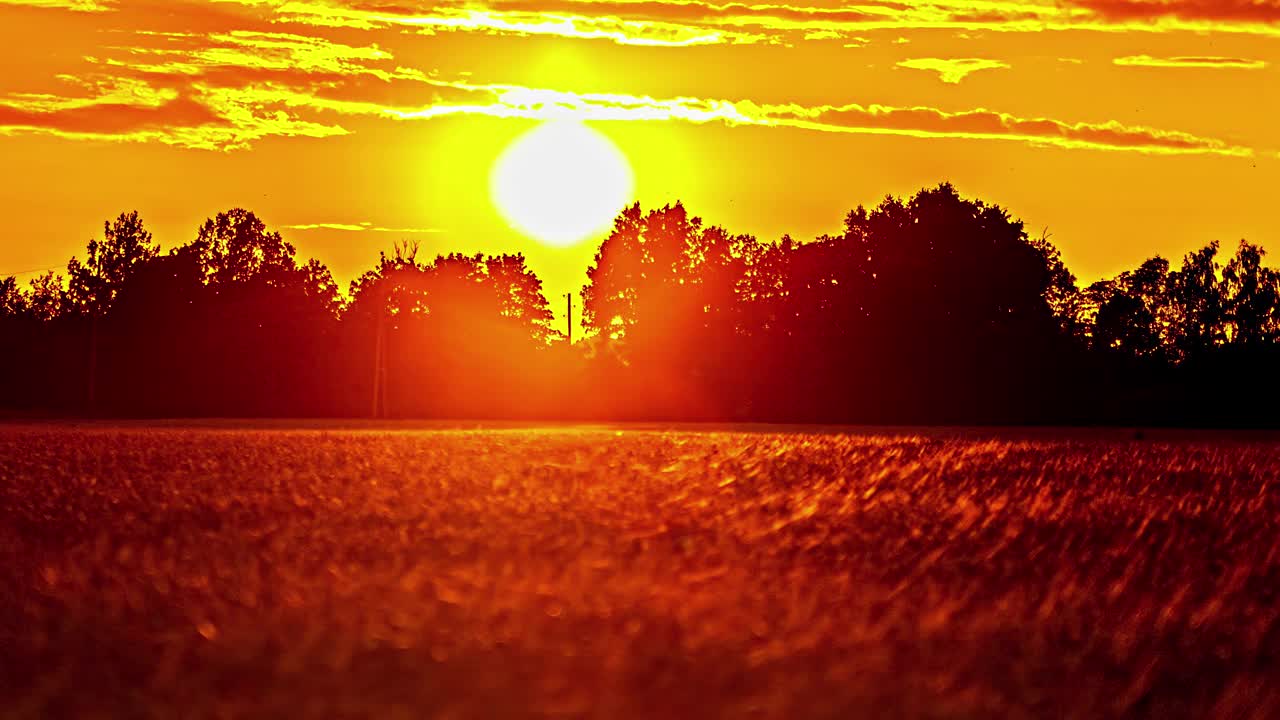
[0,29,427,148]
[770,102,1249,156]
[96,30,430,85]
[277,79,1246,157]
[1065,0,1280,25]
[285,222,444,233]
[0,94,219,134]
[897,58,1010,83]
[0,75,346,149]
[206,0,1280,42]
[2,66,1249,156]
[1114,54,1269,69]
[0,0,111,10]
[0,19,1251,157]
[231,0,764,46]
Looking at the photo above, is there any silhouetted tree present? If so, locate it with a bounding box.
[756,183,1070,421]
[195,209,298,287]
[2,190,1276,426]
[1223,241,1280,347]
[1167,242,1227,360]
[581,202,762,417]
[346,245,557,417]
[67,211,159,315]
[0,276,24,320]
[1083,257,1170,359]
[484,254,558,344]
[26,271,68,322]
[64,211,162,410]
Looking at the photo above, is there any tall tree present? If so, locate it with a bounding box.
[346,246,558,417]
[195,208,298,286]
[1167,242,1227,359]
[1222,240,1280,347]
[484,253,557,343]
[582,202,757,345]
[67,211,159,316]
[0,276,25,319]
[1083,257,1171,359]
[26,271,67,323]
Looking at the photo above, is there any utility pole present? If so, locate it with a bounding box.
[566,292,572,345]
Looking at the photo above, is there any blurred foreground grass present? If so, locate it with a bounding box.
[1,424,1278,718]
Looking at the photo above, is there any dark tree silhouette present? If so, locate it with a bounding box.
[65,211,161,410]
[195,208,300,287]
[67,211,160,315]
[1084,257,1170,359]
[347,244,558,417]
[1167,242,1228,360]
[0,276,22,319]
[2,186,1277,425]
[25,271,68,322]
[746,183,1071,422]
[1223,241,1280,347]
[581,202,762,417]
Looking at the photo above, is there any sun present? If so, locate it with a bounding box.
[490,120,634,248]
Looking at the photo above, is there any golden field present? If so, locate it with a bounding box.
[2,424,1278,718]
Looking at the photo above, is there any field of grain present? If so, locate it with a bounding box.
[1,423,1278,718]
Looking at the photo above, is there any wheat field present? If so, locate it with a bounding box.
[2,423,1278,718]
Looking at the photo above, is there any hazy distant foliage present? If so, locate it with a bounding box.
[2,184,1278,423]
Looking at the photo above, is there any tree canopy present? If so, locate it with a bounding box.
[2,184,1277,425]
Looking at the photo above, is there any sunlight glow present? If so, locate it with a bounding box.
[490,120,633,248]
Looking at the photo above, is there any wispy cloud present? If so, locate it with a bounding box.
[0,68,1251,157]
[0,0,111,10]
[0,75,346,149]
[1114,54,1269,69]
[208,0,1280,43]
[0,30,419,149]
[897,58,1010,83]
[0,21,1253,158]
[285,222,444,233]
[769,102,1250,156]
[285,80,1249,157]
[240,0,764,46]
[10,0,1280,41]
[1065,0,1280,25]
[96,30,430,84]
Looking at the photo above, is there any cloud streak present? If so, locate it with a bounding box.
[1114,54,1269,69]
[285,222,445,233]
[13,0,1280,43]
[0,0,111,10]
[0,75,346,149]
[204,0,1280,44]
[897,58,1010,83]
[769,102,1248,156]
[0,68,1251,157]
[241,0,765,46]
[271,79,1251,157]
[1065,0,1280,25]
[0,19,1254,157]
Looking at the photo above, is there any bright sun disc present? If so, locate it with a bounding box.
[491,120,634,248]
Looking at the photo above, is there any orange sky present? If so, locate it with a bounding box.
[1,0,1277,321]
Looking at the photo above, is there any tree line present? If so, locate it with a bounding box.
[2,183,1277,425]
